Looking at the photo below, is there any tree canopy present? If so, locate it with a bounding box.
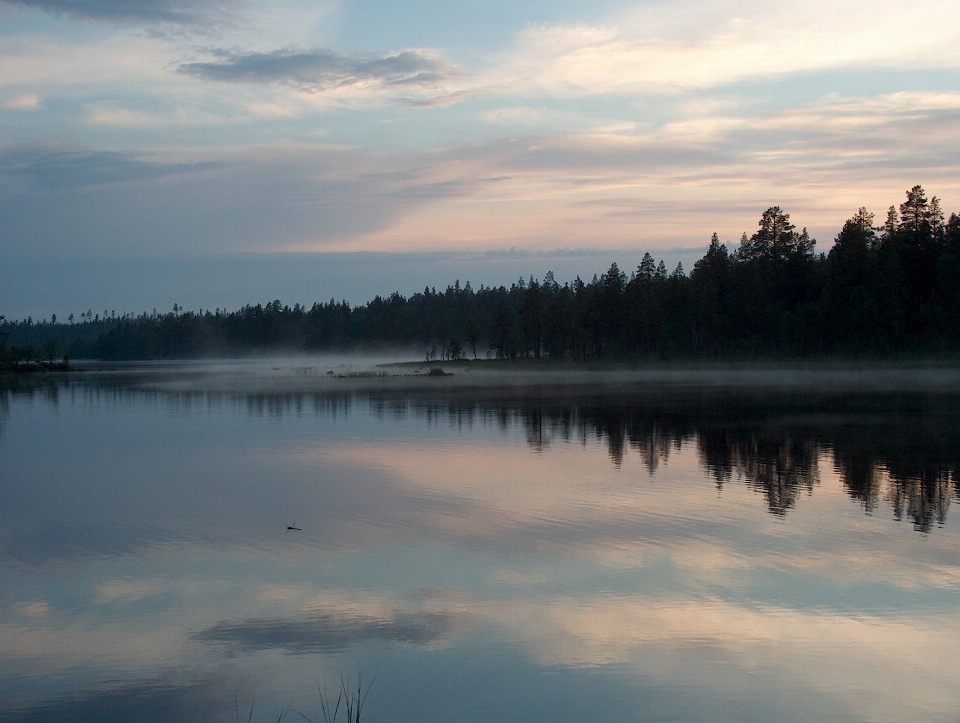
[5,186,960,363]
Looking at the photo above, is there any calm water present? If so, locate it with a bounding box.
[2,363,960,723]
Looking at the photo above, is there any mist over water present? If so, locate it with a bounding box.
[2,363,960,722]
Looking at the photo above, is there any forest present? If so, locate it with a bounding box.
[3,185,960,363]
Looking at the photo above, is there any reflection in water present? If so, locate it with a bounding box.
[8,673,230,723]
[511,393,960,529]
[2,376,959,532]
[196,607,463,654]
[3,370,960,723]
[707,436,820,517]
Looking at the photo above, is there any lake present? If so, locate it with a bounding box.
[2,361,960,722]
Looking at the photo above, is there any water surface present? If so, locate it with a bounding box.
[2,363,959,722]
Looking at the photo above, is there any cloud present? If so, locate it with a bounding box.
[3,93,41,110]
[178,47,462,93]
[3,86,960,258]
[0,0,230,27]
[502,0,960,96]
[402,87,486,108]
[84,106,170,127]
[0,142,483,255]
[0,143,222,190]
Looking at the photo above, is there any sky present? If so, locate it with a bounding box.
[2,0,960,318]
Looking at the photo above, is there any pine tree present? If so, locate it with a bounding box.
[899,185,931,245]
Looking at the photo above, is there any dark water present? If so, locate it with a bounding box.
[2,363,960,723]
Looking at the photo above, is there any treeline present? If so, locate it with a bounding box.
[5,185,960,361]
[0,315,68,371]
[0,313,118,369]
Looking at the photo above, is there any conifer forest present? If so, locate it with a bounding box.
[4,186,960,363]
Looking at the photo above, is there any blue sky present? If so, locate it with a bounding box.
[2,0,960,316]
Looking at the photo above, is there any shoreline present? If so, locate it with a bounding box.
[5,357,960,395]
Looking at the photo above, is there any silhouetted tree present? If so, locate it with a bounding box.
[8,186,958,364]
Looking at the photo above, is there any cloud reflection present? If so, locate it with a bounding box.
[3,371,960,723]
[195,607,463,654]
[5,671,230,723]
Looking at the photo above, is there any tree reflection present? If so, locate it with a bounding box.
[888,471,955,533]
[436,388,960,531]
[700,433,820,516]
[0,386,8,440]
[4,375,959,532]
